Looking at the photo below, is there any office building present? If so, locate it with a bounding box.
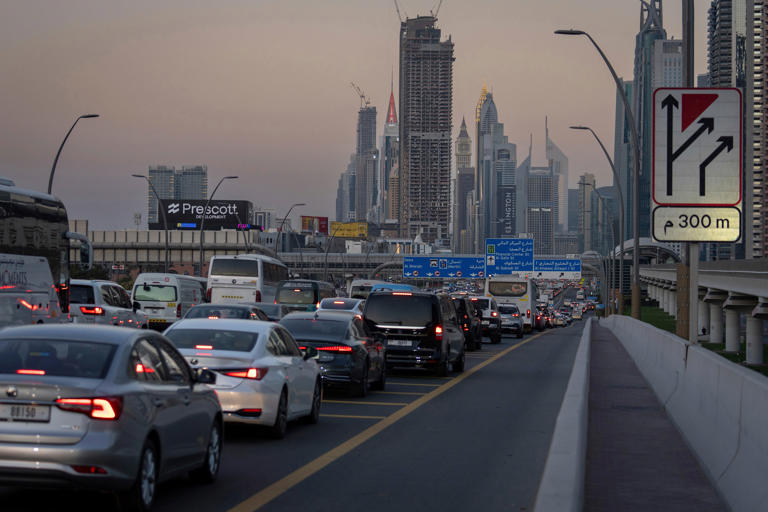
[613,79,634,243]
[568,188,579,237]
[454,118,475,253]
[546,118,568,233]
[527,167,556,255]
[355,104,377,222]
[379,86,399,222]
[398,15,454,243]
[146,165,207,225]
[577,173,597,252]
[335,155,356,222]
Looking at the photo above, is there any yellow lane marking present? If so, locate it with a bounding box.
[387,382,441,387]
[371,391,425,396]
[322,400,408,406]
[320,414,386,420]
[228,331,544,512]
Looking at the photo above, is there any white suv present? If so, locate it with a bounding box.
[69,279,148,328]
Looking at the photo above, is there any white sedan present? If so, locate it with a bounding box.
[164,318,321,438]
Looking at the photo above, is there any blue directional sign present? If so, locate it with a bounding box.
[403,256,486,279]
[533,258,582,279]
[485,238,534,276]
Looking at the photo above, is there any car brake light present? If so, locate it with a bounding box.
[316,302,320,309]
[224,368,269,380]
[80,306,104,315]
[512,313,519,317]
[55,397,122,420]
[316,346,353,352]
[206,288,212,301]
[333,301,345,304]
[195,345,214,350]
[435,325,443,341]
[254,290,262,302]
[392,292,412,296]
[527,309,531,318]
[71,465,107,474]
[17,369,45,375]
[491,311,498,317]
[20,300,39,311]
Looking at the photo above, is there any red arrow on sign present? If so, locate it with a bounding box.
[682,93,718,131]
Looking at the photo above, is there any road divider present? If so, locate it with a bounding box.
[533,317,592,512]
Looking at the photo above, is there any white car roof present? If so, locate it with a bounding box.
[164,318,276,335]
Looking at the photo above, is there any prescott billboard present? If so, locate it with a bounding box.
[301,216,329,234]
[150,200,253,230]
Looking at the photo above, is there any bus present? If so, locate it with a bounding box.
[206,254,289,305]
[348,279,388,299]
[484,275,538,333]
[275,279,335,312]
[0,177,92,327]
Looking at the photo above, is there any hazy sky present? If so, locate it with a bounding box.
[0,0,711,230]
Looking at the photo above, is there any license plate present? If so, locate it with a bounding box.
[148,318,166,323]
[387,339,412,347]
[482,320,489,325]
[0,404,51,422]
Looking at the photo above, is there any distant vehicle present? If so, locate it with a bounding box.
[369,283,417,293]
[348,279,389,299]
[572,309,583,320]
[164,318,321,438]
[275,279,335,312]
[0,324,221,511]
[69,279,148,328]
[498,303,524,339]
[131,273,207,331]
[317,297,365,314]
[206,254,288,305]
[252,302,291,322]
[469,296,502,344]
[451,296,482,350]
[576,290,585,300]
[484,275,538,333]
[183,303,269,321]
[0,178,92,328]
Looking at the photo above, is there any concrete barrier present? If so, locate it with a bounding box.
[603,315,768,512]
[533,317,592,512]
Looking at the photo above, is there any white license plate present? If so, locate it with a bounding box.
[0,404,51,422]
[387,339,412,347]
[482,320,490,325]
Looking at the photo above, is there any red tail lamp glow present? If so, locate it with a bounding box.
[80,306,104,315]
[135,364,155,374]
[392,292,412,296]
[316,346,353,353]
[435,325,443,341]
[56,397,122,420]
[195,345,214,350]
[20,300,39,311]
[225,368,268,380]
[17,369,45,375]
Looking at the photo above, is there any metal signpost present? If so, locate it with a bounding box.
[533,259,582,280]
[403,256,485,279]
[485,238,534,277]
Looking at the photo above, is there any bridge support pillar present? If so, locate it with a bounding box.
[709,303,723,345]
[746,316,763,365]
[670,291,677,318]
[665,289,673,315]
[698,298,709,337]
[724,309,740,353]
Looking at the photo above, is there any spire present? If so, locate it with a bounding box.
[387,90,397,125]
[459,117,469,137]
[475,81,489,123]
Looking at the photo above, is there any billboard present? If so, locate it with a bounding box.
[301,216,329,234]
[329,221,368,239]
[150,200,253,231]
[495,184,516,236]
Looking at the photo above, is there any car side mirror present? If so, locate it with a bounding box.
[132,301,140,313]
[303,346,318,360]
[194,368,216,385]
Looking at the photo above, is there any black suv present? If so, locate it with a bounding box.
[364,291,465,376]
[451,296,482,351]
[470,296,502,343]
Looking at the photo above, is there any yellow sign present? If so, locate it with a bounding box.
[330,221,368,239]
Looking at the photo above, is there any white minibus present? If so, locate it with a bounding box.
[131,273,207,330]
[206,254,289,305]
[484,275,538,333]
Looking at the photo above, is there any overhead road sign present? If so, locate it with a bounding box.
[485,238,534,276]
[403,256,485,279]
[533,259,582,280]
[652,88,742,242]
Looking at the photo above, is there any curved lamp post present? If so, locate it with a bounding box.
[569,125,625,314]
[132,174,169,273]
[199,176,238,276]
[555,28,641,319]
[48,114,99,194]
[274,203,306,253]
[323,224,343,283]
[584,182,617,315]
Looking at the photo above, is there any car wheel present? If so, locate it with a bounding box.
[269,389,288,439]
[492,332,501,344]
[119,439,158,512]
[303,380,322,424]
[435,357,449,377]
[453,349,465,373]
[517,330,523,339]
[370,362,386,391]
[190,421,222,483]
[355,365,369,397]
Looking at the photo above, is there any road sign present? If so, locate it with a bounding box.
[652,88,742,242]
[533,259,582,280]
[403,256,485,279]
[485,238,534,276]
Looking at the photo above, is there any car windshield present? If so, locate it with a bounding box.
[280,318,348,340]
[0,339,116,379]
[69,285,95,304]
[133,284,177,302]
[185,306,251,319]
[364,295,436,327]
[210,259,259,277]
[165,329,259,352]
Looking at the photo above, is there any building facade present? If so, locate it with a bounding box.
[545,119,568,234]
[527,167,556,255]
[147,165,207,225]
[454,118,475,253]
[379,88,400,222]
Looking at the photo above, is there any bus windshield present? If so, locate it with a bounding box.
[488,281,527,297]
[210,259,260,277]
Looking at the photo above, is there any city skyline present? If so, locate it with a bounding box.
[1,1,712,229]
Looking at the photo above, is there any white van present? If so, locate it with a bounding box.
[131,273,206,331]
[0,254,65,328]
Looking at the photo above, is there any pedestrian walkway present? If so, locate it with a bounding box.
[584,323,727,511]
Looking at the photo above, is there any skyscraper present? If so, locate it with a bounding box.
[335,155,356,222]
[752,0,768,257]
[355,104,377,222]
[613,79,633,242]
[398,16,454,243]
[146,165,207,224]
[546,118,568,233]
[577,173,597,251]
[527,167,555,255]
[454,118,474,253]
[379,85,399,222]
[475,84,497,249]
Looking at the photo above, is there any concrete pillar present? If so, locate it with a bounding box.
[709,303,724,344]
[662,289,669,313]
[670,292,677,318]
[746,317,764,365]
[698,299,710,337]
[725,309,740,352]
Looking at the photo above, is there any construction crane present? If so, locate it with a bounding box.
[393,0,404,22]
[350,82,370,109]
[431,0,443,18]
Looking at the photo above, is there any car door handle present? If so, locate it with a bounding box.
[152,398,166,408]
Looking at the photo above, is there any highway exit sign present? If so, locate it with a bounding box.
[652,88,742,242]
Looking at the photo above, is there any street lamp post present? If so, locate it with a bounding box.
[199,176,238,276]
[586,183,618,315]
[556,29,642,319]
[570,125,625,314]
[132,174,169,273]
[323,224,343,283]
[48,114,99,194]
[274,203,306,254]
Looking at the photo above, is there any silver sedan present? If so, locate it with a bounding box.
[0,324,222,511]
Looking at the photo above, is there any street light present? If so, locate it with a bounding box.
[570,125,625,314]
[199,176,238,276]
[556,28,642,319]
[323,223,344,283]
[274,203,306,253]
[48,114,100,194]
[132,174,169,273]
[584,182,617,315]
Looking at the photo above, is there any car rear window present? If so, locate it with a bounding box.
[133,284,177,302]
[165,329,259,352]
[280,318,348,340]
[499,305,519,314]
[364,295,437,327]
[276,287,315,305]
[471,298,489,309]
[0,340,116,379]
[319,299,357,310]
[69,285,95,304]
[185,306,250,319]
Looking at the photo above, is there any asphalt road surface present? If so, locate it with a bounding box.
[2,290,586,512]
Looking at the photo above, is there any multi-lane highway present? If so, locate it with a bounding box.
[2,291,585,512]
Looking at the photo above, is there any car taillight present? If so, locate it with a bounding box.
[254,290,262,302]
[512,313,519,317]
[55,397,122,420]
[316,346,353,352]
[17,369,45,375]
[206,288,212,302]
[80,306,104,315]
[224,368,269,380]
[527,309,531,318]
[176,303,182,318]
[316,302,320,309]
[491,311,498,318]
[435,325,443,341]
